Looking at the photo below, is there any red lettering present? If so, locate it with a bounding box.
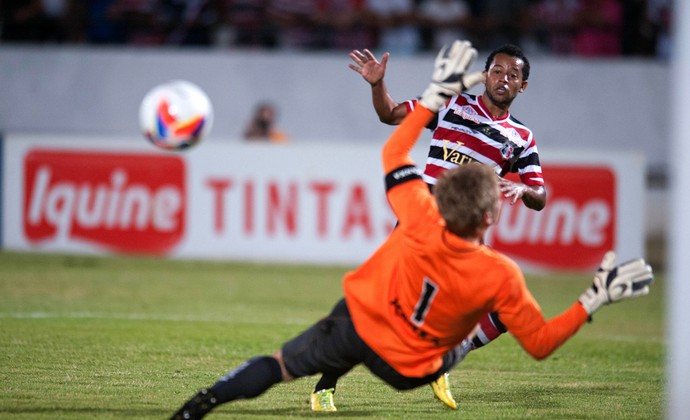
[23,150,185,254]
[267,181,298,236]
[205,178,233,234]
[309,181,336,238]
[342,183,373,239]
[489,166,615,270]
[244,181,255,235]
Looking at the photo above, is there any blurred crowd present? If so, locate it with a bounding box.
[0,0,672,59]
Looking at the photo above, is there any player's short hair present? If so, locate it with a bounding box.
[484,44,530,81]
[434,163,499,238]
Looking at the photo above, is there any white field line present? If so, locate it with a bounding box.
[0,311,312,325]
[0,312,663,343]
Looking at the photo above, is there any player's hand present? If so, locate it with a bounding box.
[348,49,389,86]
[578,251,654,316]
[420,40,481,112]
[498,178,528,205]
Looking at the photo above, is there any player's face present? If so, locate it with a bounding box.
[483,53,528,108]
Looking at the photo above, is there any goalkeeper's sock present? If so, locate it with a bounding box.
[170,388,218,420]
[470,312,507,349]
[210,356,283,403]
[314,375,339,393]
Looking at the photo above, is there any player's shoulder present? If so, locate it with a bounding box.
[442,93,477,113]
[507,114,531,131]
[505,114,536,142]
[481,246,522,276]
[456,92,476,103]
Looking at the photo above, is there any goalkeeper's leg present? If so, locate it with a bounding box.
[311,374,342,411]
[314,374,339,394]
[314,312,508,411]
[430,312,506,409]
[171,356,283,420]
[469,312,507,350]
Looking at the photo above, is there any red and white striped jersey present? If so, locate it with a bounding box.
[405,93,544,187]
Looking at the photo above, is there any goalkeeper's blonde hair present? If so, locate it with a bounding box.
[434,163,499,238]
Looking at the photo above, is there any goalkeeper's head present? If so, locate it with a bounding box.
[434,163,501,240]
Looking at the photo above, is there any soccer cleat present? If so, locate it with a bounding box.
[310,388,337,412]
[170,388,218,420]
[430,373,458,410]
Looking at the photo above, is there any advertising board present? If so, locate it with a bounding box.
[2,134,644,272]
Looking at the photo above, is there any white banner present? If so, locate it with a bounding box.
[2,134,645,272]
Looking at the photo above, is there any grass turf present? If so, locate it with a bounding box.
[0,251,664,419]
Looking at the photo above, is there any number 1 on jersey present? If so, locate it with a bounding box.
[411,278,439,326]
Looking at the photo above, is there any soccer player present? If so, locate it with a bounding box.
[348,43,545,211]
[308,42,548,410]
[170,41,653,420]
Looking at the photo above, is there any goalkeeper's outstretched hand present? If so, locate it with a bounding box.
[420,40,483,112]
[578,251,654,316]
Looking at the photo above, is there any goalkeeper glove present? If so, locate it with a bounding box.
[420,40,483,112]
[578,251,654,316]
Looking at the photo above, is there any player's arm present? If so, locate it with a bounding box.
[382,107,433,174]
[372,82,409,125]
[383,41,482,225]
[498,179,546,211]
[349,49,410,125]
[382,41,481,173]
[521,185,546,210]
[505,252,654,360]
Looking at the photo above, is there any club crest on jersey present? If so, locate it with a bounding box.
[500,143,514,160]
[452,105,481,124]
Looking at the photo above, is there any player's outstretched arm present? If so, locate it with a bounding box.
[498,178,546,210]
[383,40,482,172]
[349,49,388,86]
[579,251,654,316]
[349,49,407,125]
[513,251,654,360]
[419,40,481,112]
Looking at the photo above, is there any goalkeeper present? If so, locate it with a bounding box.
[319,41,547,411]
[170,40,654,420]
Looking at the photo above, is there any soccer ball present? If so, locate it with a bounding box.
[139,80,213,151]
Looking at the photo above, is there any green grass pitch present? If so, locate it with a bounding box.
[0,251,664,419]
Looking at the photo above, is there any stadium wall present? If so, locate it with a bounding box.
[0,47,659,270]
[0,46,667,168]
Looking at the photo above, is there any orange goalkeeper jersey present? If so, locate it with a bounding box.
[343,105,589,378]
